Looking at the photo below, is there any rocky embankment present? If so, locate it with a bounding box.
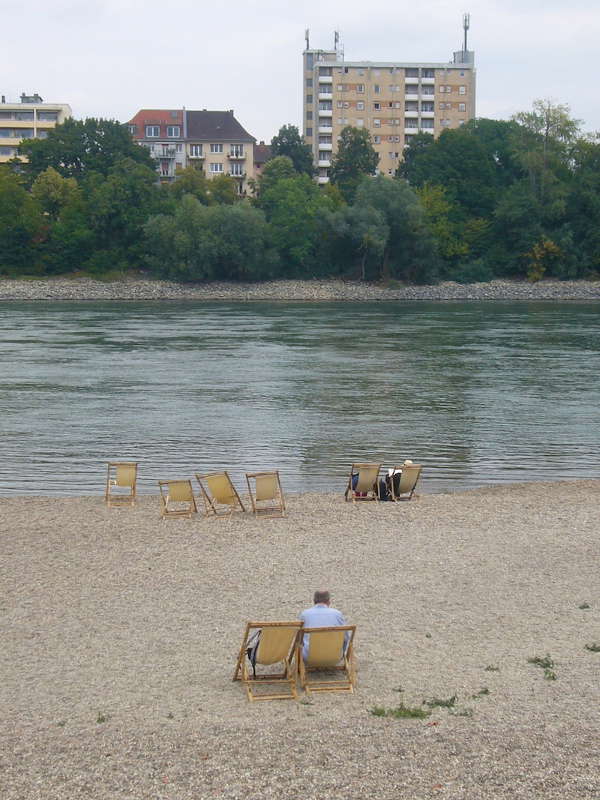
[1,276,600,301]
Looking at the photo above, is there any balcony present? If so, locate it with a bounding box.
[404,110,418,118]
[318,142,332,150]
[318,109,332,117]
[154,148,177,159]
[228,152,246,160]
[405,93,419,101]
[404,127,419,135]
[317,175,330,184]
[420,111,435,118]
[318,159,331,167]
[318,125,333,134]
[229,171,246,179]
[318,92,333,100]
[188,152,204,159]
[318,75,333,84]
[420,77,435,85]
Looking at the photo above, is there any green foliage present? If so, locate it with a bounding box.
[18,117,155,181]
[370,704,431,719]
[584,642,600,652]
[271,124,314,176]
[423,694,457,709]
[0,167,46,274]
[329,126,379,203]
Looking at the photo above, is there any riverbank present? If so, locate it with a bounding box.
[2,480,599,799]
[2,276,600,302]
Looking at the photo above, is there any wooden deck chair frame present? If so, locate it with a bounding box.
[298,625,356,695]
[389,464,423,501]
[245,471,286,518]
[233,621,303,701]
[158,479,197,519]
[345,463,382,503]
[195,471,245,518]
[105,462,138,507]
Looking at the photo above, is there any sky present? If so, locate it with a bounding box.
[3,0,600,142]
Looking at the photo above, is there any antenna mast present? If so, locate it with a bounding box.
[305,28,310,50]
[463,13,470,53]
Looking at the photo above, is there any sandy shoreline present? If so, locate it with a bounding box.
[1,480,599,798]
[2,276,600,302]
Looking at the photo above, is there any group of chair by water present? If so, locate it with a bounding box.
[104,459,422,699]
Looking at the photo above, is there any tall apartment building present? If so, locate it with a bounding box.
[126,108,256,194]
[0,93,72,163]
[302,30,476,183]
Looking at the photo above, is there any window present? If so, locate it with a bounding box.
[421,87,434,96]
[306,127,313,137]
[373,118,381,128]
[374,102,381,110]
[167,126,180,138]
[0,146,14,155]
[209,162,223,173]
[146,126,160,137]
[405,101,418,112]
[319,66,332,76]
[306,78,313,88]
[337,101,343,108]
[459,85,466,95]
[230,162,244,176]
[337,84,343,91]
[458,103,466,112]
[319,135,332,144]
[389,85,400,92]
[422,68,434,78]
[343,101,349,109]
[393,102,401,109]
[190,144,203,157]
[37,111,58,121]
[319,101,332,110]
[405,85,418,95]
[388,152,399,159]
[421,119,434,129]
[306,111,313,120]
[319,151,330,160]
[230,144,244,157]
[210,143,223,153]
[405,68,419,78]
[344,66,349,73]
[440,119,451,127]
[374,85,380,94]
[405,119,418,128]
[421,102,434,112]
[127,124,137,135]
[356,119,364,127]
[306,95,313,104]
[357,84,365,93]
[357,101,364,110]
[373,135,381,144]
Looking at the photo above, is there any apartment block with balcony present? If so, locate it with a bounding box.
[302,37,476,183]
[0,93,72,163]
[126,108,256,193]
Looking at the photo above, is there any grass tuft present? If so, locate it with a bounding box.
[471,687,491,699]
[484,664,500,672]
[527,654,554,670]
[96,712,110,724]
[370,704,431,719]
[584,642,600,652]
[423,694,457,709]
[578,603,591,610]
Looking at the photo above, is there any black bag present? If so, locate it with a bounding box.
[246,631,261,677]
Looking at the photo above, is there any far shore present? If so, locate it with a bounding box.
[2,275,600,302]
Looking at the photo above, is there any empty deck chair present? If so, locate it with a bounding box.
[233,621,303,701]
[195,471,246,518]
[158,479,197,519]
[105,462,138,507]
[389,462,422,501]
[298,625,356,695]
[245,471,286,518]
[345,463,382,502]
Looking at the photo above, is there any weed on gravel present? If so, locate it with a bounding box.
[423,694,457,709]
[584,642,600,652]
[370,704,431,719]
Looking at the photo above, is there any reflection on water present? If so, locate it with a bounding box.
[1,300,599,495]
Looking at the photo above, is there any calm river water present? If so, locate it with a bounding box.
[1,300,599,496]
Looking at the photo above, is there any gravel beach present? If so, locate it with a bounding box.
[2,480,599,799]
[2,276,600,302]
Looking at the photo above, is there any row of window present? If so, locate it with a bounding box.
[0,110,58,121]
[207,162,245,175]
[0,129,49,139]
[146,141,245,156]
[316,66,447,78]
[309,83,466,97]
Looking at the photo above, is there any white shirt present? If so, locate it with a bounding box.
[299,603,348,660]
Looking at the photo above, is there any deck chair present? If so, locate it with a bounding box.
[245,471,286,518]
[298,625,356,695]
[389,464,422,501]
[233,621,303,701]
[158,479,197,519]
[105,462,138,507]
[345,463,381,502]
[195,471,245,518]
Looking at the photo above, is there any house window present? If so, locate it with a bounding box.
[458,103,466,112]
[190,144,203,157]
[357,84,365,93]
[230,162,244,176]
[374,85,380,94]
[405,68,418,78]
[373,118,381,128]
[421,102,434,112]
[422,68,435,78]
[209,162,223,173]
[318,150,330,160]
[421,119,435,129]
[357,101,364,110]
[405,85,418,95]
[306,127,313,137]
[306,95,313,104]
[374,102,381,110]
[373,135,381,144]
[230,144,244,157]
[356,119,364,127]
[146,126,160,137]
[306,111,313,120]
[167,126,180,138]
[127,125,137,135]
[459,85,466,95]
[306,78,313,88]
[210,143,223,153]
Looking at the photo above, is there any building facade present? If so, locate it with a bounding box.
[302,38,476,183]
[126,108,256,194]
[0,93,72,163]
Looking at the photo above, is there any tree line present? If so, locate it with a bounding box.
[1,101,599,284]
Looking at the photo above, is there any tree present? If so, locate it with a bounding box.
[329,127,379,203]
[0,168,45,274]
[31,167,80,220]
[326,204,389,280]
[254,155,298,196]
[270,124,314,176]
[18,117,155,181]
[170,165,211,204]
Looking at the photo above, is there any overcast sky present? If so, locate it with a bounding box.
[4,0,599,142]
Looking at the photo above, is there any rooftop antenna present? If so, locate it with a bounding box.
[305,28,310,50]
[334,30,339,51]
[463,12,470,54]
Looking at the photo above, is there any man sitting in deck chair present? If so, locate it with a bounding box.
[299,589,349,661]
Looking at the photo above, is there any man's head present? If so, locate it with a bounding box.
[313,589,331,606]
